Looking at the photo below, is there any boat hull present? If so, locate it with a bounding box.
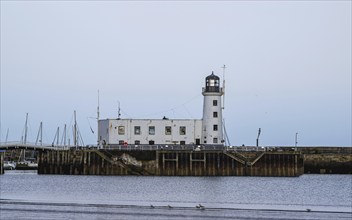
[16,162,38,170]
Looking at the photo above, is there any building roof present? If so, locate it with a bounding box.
[206,71,220,80]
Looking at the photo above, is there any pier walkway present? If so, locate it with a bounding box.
[0,142,270,152]
[0,142,68,151]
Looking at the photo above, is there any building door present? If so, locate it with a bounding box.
[149,140,155,145]
[196,139,200,145]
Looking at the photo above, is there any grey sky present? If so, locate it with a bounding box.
[1,1,351,146]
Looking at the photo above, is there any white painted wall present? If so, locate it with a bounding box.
[98,119,110,145]
[202,89,224,144]
[98,119,202,145]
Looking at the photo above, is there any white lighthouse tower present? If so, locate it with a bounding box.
[202,72,224,145]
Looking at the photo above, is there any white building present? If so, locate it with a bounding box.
[98,72,224,146]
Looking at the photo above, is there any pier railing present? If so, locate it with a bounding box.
[98,144,296,152]
[0,141,304,153]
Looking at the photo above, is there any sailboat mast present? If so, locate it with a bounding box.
[97,90,100,121]
[97,90,100,147]
[5,128,9,144]
[24,113,28,145]
[56,127,60,146]
[20,113,29,162]
[63,124,67,146]
[40,122,43,146]
[74,110,77,147]
[35,122,43,145]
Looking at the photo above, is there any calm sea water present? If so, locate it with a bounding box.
[0,171,351,219]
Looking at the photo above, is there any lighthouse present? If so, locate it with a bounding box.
[202,72,224,145]
[98,71,226,147]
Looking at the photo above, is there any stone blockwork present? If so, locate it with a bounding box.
[302,147,352,174]
[37,150,304,177]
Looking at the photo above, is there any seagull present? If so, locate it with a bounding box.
[196,204,205,210]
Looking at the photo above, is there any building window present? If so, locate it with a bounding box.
[213,112,218,118]
[119,140,124,145]
[213,100,218,106]
[165,126,172,135]
[134,126,141,135]
[213,124,218,131]
[149,126,155,135]
[180,141,186,145]
[135,140,140,145]
[118,126,125,135]
[180,126,186,135]
[213,138,218,144]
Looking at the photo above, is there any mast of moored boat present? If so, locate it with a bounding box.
[62,124,67,147]
[19,113,29,162]
[5,128,9,144]
[97,90,100,148]
[74,110,77,148]
[35,122,43,146]
[24,113,28,145]
[23,113,29,161]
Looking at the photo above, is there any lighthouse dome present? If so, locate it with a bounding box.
[205,72,220,92]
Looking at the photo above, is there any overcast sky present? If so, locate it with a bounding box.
[1,1,351,146]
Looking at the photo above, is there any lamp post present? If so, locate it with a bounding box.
[256,128,261,147]
[295,132,298,151]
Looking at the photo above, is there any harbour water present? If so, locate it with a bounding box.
[0,171,351,219]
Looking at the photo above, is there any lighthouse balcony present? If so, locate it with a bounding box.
[202,87,224,95]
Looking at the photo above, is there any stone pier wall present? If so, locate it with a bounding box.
[37,150,304,177]
[299,147,352,174]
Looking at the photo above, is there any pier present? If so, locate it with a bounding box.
[36,148,303,177]
[1,143,351,176]
[300,147,352,174]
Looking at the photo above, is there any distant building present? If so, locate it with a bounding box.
[98,72,224,146]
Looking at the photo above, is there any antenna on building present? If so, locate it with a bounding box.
[117,101,121,119]
[221,65,226,110]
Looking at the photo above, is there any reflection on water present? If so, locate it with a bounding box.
[0,171,351,219]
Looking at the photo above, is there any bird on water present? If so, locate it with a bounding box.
[196,204,205,210]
